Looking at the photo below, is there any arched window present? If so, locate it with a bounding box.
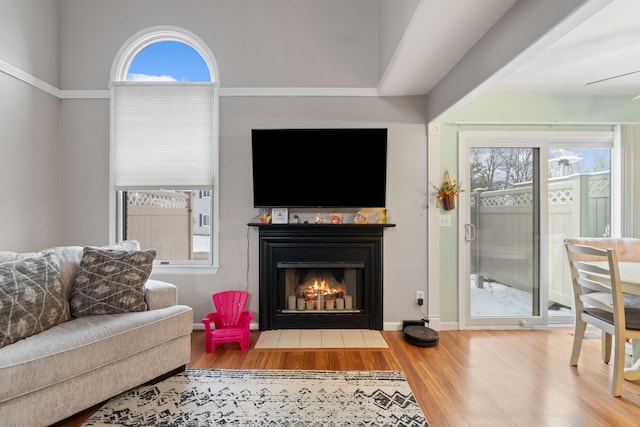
[127,40,211,82]
[110,26,219,267]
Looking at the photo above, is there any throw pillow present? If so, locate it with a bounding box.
[70,247,156,317]
[0,252,69,349]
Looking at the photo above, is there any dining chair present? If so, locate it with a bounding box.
[564,242,640,396]
[565,237,640,363]
[201,290,253,353]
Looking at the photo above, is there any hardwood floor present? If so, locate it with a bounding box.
[54,327,640,427]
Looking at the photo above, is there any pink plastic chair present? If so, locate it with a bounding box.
[201,290,253,353]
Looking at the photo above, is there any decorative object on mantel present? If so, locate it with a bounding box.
[431,170,463,211]
[271,208,288,224]
[330,213,343,224]
[259,208,271,223]
[354,211,368,224]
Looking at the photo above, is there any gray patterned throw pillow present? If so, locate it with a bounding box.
[0,251,69,349]
[70,247,157,317]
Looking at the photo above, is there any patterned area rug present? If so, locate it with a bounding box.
[83,368,429,426]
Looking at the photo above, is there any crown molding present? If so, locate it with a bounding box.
[1,59,61,98]
[218,87,378,97]
[2,60,379,99]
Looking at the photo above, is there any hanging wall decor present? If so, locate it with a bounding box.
[431,170,463,210]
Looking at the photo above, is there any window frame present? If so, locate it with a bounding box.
[109,26,220,270]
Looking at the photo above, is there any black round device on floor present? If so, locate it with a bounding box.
[403,325,439,347]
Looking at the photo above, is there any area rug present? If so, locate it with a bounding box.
[82,368,429,426]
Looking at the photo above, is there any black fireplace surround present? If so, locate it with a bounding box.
[250,223,394,330]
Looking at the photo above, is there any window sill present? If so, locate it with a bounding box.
[151,263,220,276]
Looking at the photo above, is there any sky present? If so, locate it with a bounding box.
[127,41,210,82]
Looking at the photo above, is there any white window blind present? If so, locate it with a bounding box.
[112,82,214,190]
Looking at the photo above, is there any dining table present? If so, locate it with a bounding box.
[583,260,640,381]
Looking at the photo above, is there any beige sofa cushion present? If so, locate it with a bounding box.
[0,252,69,349]
[0,304,193,404]
[144,280,179,310]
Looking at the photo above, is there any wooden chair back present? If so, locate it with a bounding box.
[565,243,623,321]
[564,237,640,262]
[564,241,640,396]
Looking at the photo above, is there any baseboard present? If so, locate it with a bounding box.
[195,321,440,332]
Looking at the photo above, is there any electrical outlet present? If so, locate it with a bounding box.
[415,291,424,304]
[439,215,451,227]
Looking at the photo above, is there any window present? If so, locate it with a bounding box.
[199,214,211,227]
[110,27,219,267]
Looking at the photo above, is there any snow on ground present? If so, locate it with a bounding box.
[471,281,532,317]
[470,278,570,317]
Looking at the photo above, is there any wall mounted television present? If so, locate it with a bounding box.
[251,128,387,208]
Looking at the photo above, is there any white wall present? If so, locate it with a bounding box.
[0,0,61,251]
[57,94,430,327]
[425,0,593,122]
[59,0,381,90]
[6,0,622,330]
[0,0,428,328]
[204,96,429,326]
[378,0,421,77]
[60,99,111,245]
[0,0,60,84]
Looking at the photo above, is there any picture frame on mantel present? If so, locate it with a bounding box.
[271,208,288,224]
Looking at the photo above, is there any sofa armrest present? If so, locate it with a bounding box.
[144,279,178,310]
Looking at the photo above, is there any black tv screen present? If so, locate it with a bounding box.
[251,128,387,208]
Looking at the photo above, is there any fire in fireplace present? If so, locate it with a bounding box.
[281,264,363,312]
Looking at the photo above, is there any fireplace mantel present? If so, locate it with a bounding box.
[247,223,396,231]
[250,223,395,330]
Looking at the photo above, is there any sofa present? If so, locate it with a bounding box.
[0,242,194,426]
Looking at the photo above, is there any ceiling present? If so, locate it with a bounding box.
[378,0,518,96]
[381,0,640,100]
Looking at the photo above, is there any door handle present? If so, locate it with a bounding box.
[465,223,476,242]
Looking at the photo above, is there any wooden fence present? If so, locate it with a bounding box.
[126,190,192,260]
[470,172,610,308]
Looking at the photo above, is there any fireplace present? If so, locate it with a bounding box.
[250,224,394,330]
[281,263,362,313]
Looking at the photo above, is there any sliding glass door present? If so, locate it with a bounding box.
[459,131,614,329]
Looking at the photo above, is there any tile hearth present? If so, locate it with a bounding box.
[254,329,388,349]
